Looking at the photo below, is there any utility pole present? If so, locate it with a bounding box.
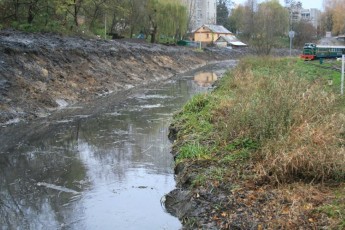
[341,51,345,95]
[289,31,295,56]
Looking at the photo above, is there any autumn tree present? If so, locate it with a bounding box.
[250,0,289,54]
[144,0,187,43]
[293,20,317,47]
[165,2,188,40]
[228,4,245,34]
[242,0,258,39]
[322,0,345,35]
[127,0,146,38]
[320,8,333,33]
[82,0,107,30]
[0,0,187,41]
[183,0,196,32]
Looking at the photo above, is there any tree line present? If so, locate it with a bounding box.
[219,0,289,54]
[1,0,344,50]
[0,0,188,43]
[218,0,345,53]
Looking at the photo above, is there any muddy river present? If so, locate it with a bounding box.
[0,61,237,229]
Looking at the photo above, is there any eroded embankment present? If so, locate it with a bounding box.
[0,30,245,124]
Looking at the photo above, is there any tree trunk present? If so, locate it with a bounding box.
[150,25,157,43]
[14,0,20,21]
[27,4,34,23]
[74,0,79,26]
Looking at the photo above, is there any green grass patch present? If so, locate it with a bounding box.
[225,138,258,151]
[317,188,345,229]
[191,166,227,187]
[220,149,251,164]
[172,93,216,145]
[294,59,342,91]
[176,143,212,162]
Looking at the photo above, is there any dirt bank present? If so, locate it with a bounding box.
[0,30,248,124]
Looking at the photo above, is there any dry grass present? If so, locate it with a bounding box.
[171,57,345,228]
[214,57,345,184]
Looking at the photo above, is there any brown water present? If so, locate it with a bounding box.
[0,61,237,229]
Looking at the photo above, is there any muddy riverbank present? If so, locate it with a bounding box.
[0,60,238,229]
[0,29,248,125]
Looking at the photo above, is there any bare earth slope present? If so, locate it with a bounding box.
[0,30,244,124]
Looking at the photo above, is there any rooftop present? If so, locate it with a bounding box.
[195,24,232,34]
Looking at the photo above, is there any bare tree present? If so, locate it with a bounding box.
[293,20,317,47]
[250,0,289,55]
[242,0,258,38]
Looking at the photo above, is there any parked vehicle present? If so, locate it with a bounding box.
[300,43,345,60]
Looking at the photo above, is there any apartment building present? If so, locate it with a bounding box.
[182,0,217,31]
[290,7,321,29]
[300,8,321,28]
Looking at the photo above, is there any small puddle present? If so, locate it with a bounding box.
[0,61,237,229]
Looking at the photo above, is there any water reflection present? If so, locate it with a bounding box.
[0,144,86,229]
[194,72,218,87]
[0,61,237,229]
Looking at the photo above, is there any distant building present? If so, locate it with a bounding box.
[300,8,321,28]
[192,24,233,44]
[182,0,217,31]
[290,7,321,29]
[215,35,247,48]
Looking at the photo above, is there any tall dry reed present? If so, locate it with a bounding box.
[214,57,345,183]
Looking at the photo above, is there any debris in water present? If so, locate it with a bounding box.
[37,182,80,194]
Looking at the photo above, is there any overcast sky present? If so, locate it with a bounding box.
[232,0,324,10]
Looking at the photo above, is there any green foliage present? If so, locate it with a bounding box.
[220,149,250,163]
[0,0,187,39]
[217,0,229,26]
[317,189,345,229]
[228,5,245,34]
[225,138,258,151]
[146,0,188,43]
[183,94,210,113]
[174,94,214,139]
[176,143,211,162]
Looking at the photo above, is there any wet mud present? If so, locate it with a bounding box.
[0,29,247,125]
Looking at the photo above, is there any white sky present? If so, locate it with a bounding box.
[232,0,324,10]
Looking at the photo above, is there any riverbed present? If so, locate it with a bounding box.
[0,61,237,229]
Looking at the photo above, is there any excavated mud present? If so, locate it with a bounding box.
[0,29,249,124]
